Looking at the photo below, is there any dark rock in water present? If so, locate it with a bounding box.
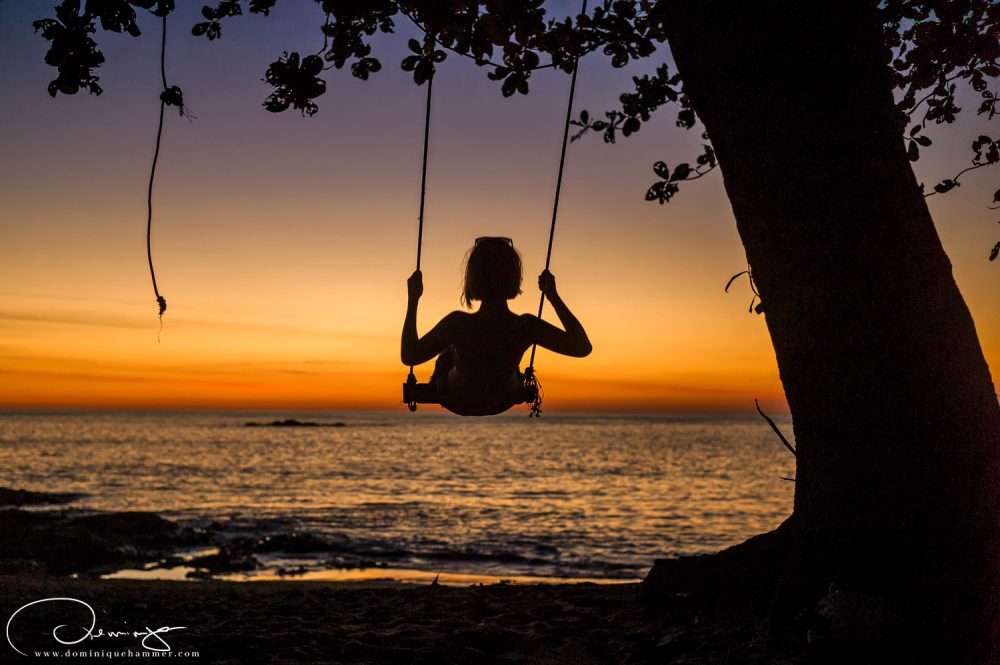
[244,418,346,428]
[245,418,317,427]
[0,487,84,507]
[276,565,309,577]
[67,511,177,543]
[187,550,260,574]
[151,555,186,569]
[183,535,273,575]
[0,508,206,576]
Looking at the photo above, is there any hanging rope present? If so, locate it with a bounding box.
[147,13,169,321]
[404,4,586,416]
[415,74,434,273]
[407,65,435,411]
[524,0,588,416]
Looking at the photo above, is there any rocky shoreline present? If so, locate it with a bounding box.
[0,488,203,577]
[0,487,925,663]
[0,488,450,580]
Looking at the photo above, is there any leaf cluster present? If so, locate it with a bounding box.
[263,52,326,116]
[881,1,1000,255]
[30,1,1000,258]
[644,137,716,205]
[33,0,174,96]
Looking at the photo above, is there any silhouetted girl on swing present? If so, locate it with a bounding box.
[401,237,591,416]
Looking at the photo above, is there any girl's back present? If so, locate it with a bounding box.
[441,310,532,410]
[401,237,591,416]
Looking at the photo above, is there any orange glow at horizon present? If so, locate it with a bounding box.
[1,3,997,413]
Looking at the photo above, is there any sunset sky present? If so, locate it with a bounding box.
[1,2,997,412]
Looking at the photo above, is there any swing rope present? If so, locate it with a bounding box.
[405,2,586,415]
[415,74,434,274]
[523,0,588,416]
[147,13,169,320]
[406,66,435,411]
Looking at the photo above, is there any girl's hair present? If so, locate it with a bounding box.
[462,237,523,308]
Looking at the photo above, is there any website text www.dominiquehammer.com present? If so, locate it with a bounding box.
[7,598,195,659]
[32,650,200,658]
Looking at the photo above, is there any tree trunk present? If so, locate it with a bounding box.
[649,0,1000,659]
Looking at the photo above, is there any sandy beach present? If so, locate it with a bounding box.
[1,574,770,664]
[0,482,782,664]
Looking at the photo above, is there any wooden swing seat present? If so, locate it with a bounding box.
[403,373,539,415]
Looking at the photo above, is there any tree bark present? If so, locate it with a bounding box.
[649,0,1000,659]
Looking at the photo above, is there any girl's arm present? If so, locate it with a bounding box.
[401,270,460,366]
[527,270,592,358]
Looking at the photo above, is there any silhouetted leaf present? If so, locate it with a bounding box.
[302,55,323,77]
[248,0,278,15]
[695,143,717,168]
[487,66,509,81]
[973,136,999,165]
[670,163,691,181]
[676,108,695,128]
[263,51,325,116]
[501,73,517,97]
[645,181,680,204]
[413,60,433,86]
[934,179,957,194]
[351,57,381,80]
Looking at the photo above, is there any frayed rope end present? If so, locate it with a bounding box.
[523,368,543,418]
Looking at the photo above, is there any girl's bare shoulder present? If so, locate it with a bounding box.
[442,310,473,327]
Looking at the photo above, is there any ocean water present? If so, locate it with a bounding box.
[0,410,795,581]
